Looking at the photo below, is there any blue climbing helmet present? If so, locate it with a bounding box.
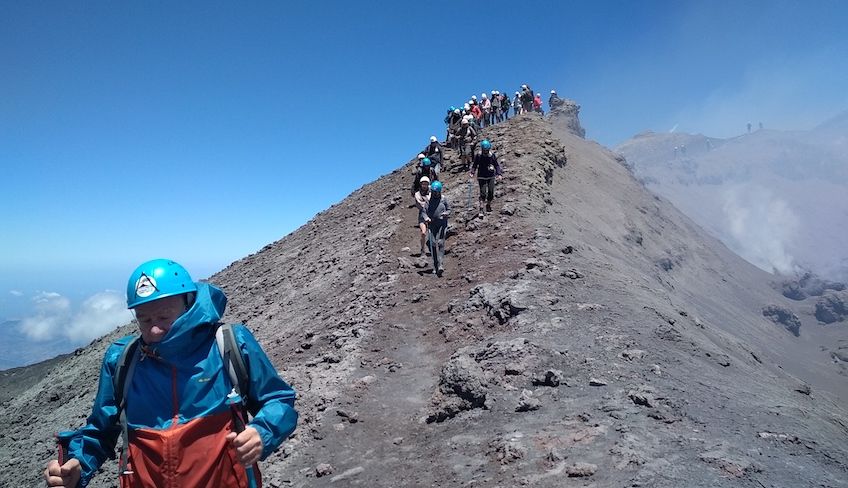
[481,139,492,150]
[422,157,431,167]
[126,259,197,309]
[431,181,443,192]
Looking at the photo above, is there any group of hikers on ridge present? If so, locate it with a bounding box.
[411,83,559,277]
[44,259,297,488]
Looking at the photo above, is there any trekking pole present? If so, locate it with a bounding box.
[466,178,473,221]
[228,391,259,488]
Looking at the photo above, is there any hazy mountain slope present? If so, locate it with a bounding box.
[2,113,847,487]
[615,114,848,282]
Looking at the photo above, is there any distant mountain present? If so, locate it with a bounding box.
[616,112,848,281]
[0,320,76,371]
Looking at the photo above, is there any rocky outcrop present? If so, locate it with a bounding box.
[762,305,802,336]
[815,291,848,324]
[548,98,585,138]
[778,272,846,301]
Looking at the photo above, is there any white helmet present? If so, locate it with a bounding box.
[462,119,469,125]
[464,103,470,110]
[454,109,461,115]
[551,90,556,94]
[521,84,527,89]
[420,176,430,184]
[482,93,487,99]
[472,95,477,100]
[430,136,437,143]
[515,91,520,95]
[418,153,425,160]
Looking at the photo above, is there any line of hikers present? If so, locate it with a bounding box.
[407,84,564,277]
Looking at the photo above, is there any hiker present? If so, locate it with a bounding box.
[470,101,483,128]
[513,91,522,115]
[520,85,533,113]
[414,176,432,256]
[491,90,501,124]
[481,93,491,127]
[424,181,450,276]
[423,136,443,172]
[447,109,462,148]
[411,156,437,195]
[500,92,510,121]
[44,259,297,488]
[747,121,752,133]
[456,118,478,171]
[549,90,561,109]
[533,92,543,114]
[469,139,502,216]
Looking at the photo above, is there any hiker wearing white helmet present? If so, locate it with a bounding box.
[423,136,443,175]
[520,85,534,113]
[456,117,478,171]
[549,89,562,109]
[413,176,432,256]
[481,93,491,127]
[491,90,502,124]
[513,91,522,115]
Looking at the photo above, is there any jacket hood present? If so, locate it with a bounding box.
[144,282,227,359]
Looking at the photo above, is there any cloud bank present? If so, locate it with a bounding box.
[19,290,132,344]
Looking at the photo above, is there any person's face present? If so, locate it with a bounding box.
[134,295,187,344]
[421,182,430,192]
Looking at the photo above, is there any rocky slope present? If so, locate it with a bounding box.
[2,111,847,487]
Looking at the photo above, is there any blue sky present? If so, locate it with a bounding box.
[2,1,847,352]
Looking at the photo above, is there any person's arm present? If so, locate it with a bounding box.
[235,326,298,460]
[61,340,129,487]
[494,154,503,176]
[441,198,451,218]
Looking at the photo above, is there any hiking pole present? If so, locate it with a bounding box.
[466,177,473,221]
[228,391,259,488]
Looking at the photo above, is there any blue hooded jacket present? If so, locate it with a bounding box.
[60,282,298,487]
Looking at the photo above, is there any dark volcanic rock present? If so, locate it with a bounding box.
[778,272,846,301]
[815,291,848,324]
[762,305,802,336]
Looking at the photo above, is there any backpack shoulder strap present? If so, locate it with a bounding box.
[113,337,141,409]
[216,323,250,402]
[113,337,141,475]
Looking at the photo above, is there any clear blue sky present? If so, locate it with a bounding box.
[2,1,847,330]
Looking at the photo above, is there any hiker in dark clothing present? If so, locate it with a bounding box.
[424,181,450,276]
[501,92,510,121]
[521,85,534,113]
[423,136,443,172]
[469,139,503,216]
[411,157,437,196]
[447,109,462,148]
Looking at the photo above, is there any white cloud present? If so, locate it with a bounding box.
[19,292,72,341]
[9,290,23,297]
[66,291,133,343]
[19,290,132,343]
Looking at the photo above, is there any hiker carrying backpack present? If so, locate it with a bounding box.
[45,259,298,488]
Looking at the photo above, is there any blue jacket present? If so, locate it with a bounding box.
[60,282,298,487]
